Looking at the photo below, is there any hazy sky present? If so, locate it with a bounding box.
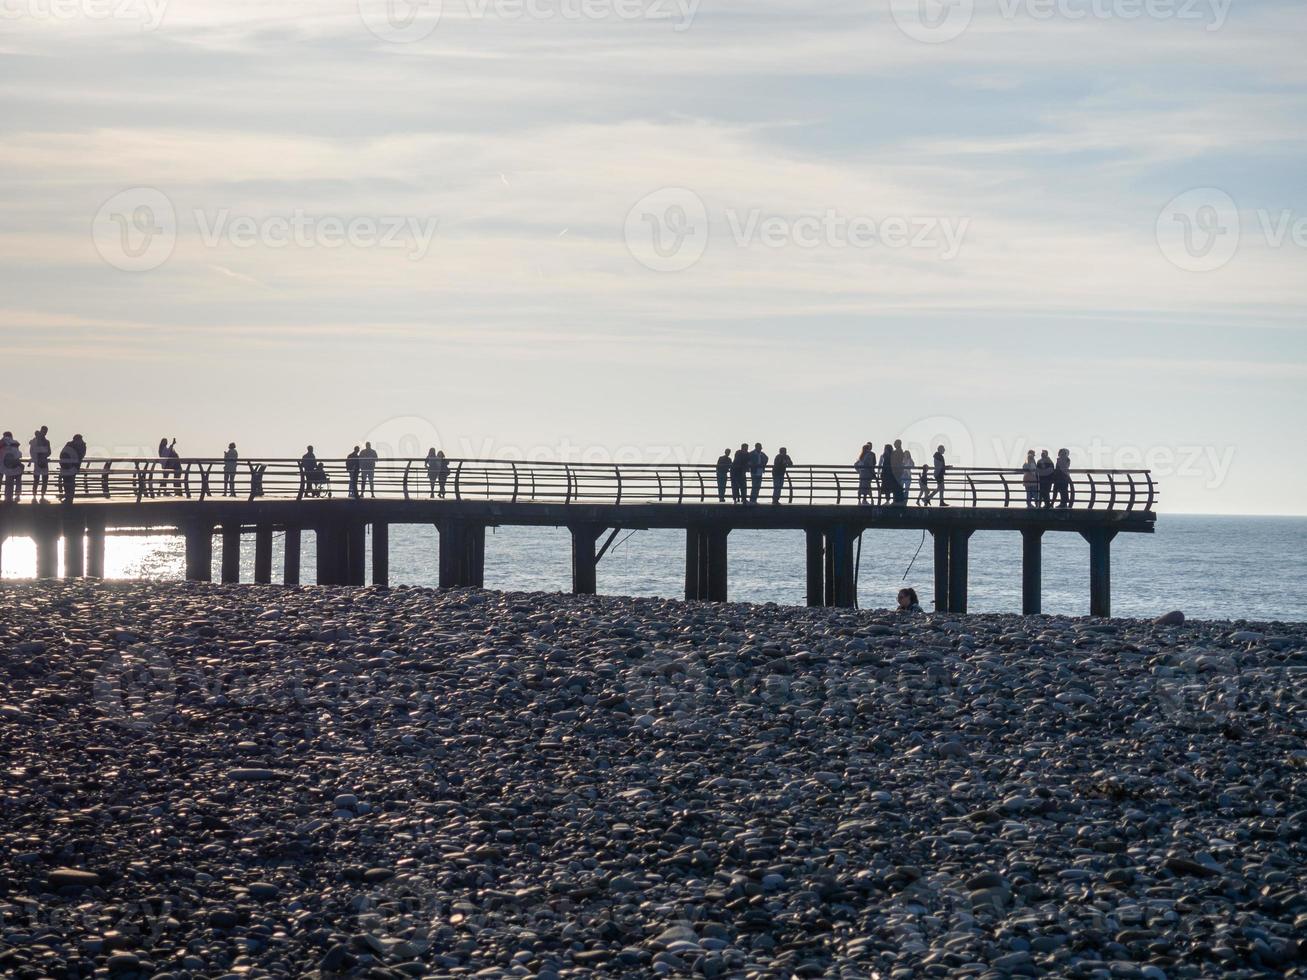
[1,0,1304,514]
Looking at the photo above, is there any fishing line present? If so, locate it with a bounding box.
[902,529,926,581]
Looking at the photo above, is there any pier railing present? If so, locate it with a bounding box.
[55,458,1157,512]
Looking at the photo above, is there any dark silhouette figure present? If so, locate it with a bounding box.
[855,442,875,505]
[29,426,50,501]
[435,450,449,497]
[1035,450,1055,509]
[346,445,361,498]
[880,444,901,505]
[1022,450,1038,507]
[748,443,768,505]
[424,448,450,498]
[158,437,181,495]
[929,445,947,507]
[1053,448,1072,508]
[771,447,792,504]
[730,444,749,504]
[249,463,266,499]
[58,440,79,503]
[300,445,317,497]
[359,442,378,497]
[917,464,930,505]
[715,449,731,503]
[223,442,238,497]
[1,431,23,504]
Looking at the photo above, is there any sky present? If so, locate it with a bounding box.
[1,0,1304,514]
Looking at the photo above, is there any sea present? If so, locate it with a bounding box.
[2,515,1304,623]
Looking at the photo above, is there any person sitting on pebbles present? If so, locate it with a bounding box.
[896,587,923,614]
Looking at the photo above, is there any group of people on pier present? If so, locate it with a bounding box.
[1,428,87,504]
[715,444,794,505]
[852,441,949,508]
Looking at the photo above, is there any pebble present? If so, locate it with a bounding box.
[0,581,1302,978]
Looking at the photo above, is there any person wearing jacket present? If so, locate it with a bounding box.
[855,443,875,505]
[748,443,768,505]
[1021,450,1039,508]
[1,432,23,504]
[730,444,749,504]
[1035,450,1055,509]
[1053,448,1073,508]
[771,447,792,504]
[715,448,731,503]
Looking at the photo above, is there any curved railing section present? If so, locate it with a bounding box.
[29,458,1158,512]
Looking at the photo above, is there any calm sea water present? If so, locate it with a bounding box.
[2,515,1304,622]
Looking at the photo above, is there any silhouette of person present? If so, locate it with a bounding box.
[1053,448,1072,508]
[29,427,50,502]
[359,441,378,497]
[1,431,23,504]
[930,445,947,507]
[1022,450,1038,508]
[346,445,361,499]
[434,450,449,497]
[71,434,86,464]
[771,446,792,504]
[223,442,239,497]
[748,442,768,505]
[855,442,875,505]
[880,444,900,505]
[301,445,317,496]
[917,464,930,506]
[730,443,749,504]
[58,440,80,503]
[715,448,731,503]
[1035,450,1055,509]
[900,445,915,501]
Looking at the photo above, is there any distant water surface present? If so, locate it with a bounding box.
[2,515,1304,622]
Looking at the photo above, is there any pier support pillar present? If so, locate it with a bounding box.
[372,522,389,587]
[570,524,602,596]
[34,524,59,579]
[438,520,486,589]
[316,526,341,585]
[947,528,972,614]
[183,522,213,582]
[932,530,950,613]
[61,515,85,579]
[86,515,105,579]
[1082,528,1116,618]
[283,528,301,585]
[805,529,824,607]
[1021,529,1043,615]
[221,523,241,584]
[254,525,273,584]
[685,526,729,602]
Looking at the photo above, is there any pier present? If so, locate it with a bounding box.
[0,457,1156,615]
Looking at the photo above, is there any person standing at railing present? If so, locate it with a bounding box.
[771,447,792,504]
[855,443,875,505]
[1053,449,1073,509]
[58,439,79,503]
[29,426,50,502]
[879,444,898,505]
[929,445,948,507]
[436,450,450,498]
[359,441,378,498]
[424,448,440,498]
[347,446,361,499]
[1022,450,1039,508]
[1,432,23,504]
[916,464,930,505]
[900,445,916,502]
[1035,450,1055,509]
[715,449,731,503]
[300,445,317,496]
[748,443,768,505]
[223,442,239,497]
[730,444,749,504]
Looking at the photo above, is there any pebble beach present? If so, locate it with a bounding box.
[1,582,1305,979]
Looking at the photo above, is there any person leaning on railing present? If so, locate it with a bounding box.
[1053,449,1073,509]
[58,439,80,504]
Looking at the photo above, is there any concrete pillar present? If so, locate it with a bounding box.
[372,522,389,587]
[184,523,213,582]
[438,520,486,589]
[316,525,344,585]
[947,528,972,614]
[254,525,273,584]
[283,528,301,585]
[805,529,824,607]
[1021,528,1043,615]
[823,525,856,608]
[932,530,950,613]
[221,523,241,584]
[86,516,106,579]
[346,522,366,586]
[685,527,728,602]
[62,516,85,579]
[1082,529,1116,618]
[570,524,601,595]
[35,525,59,579]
